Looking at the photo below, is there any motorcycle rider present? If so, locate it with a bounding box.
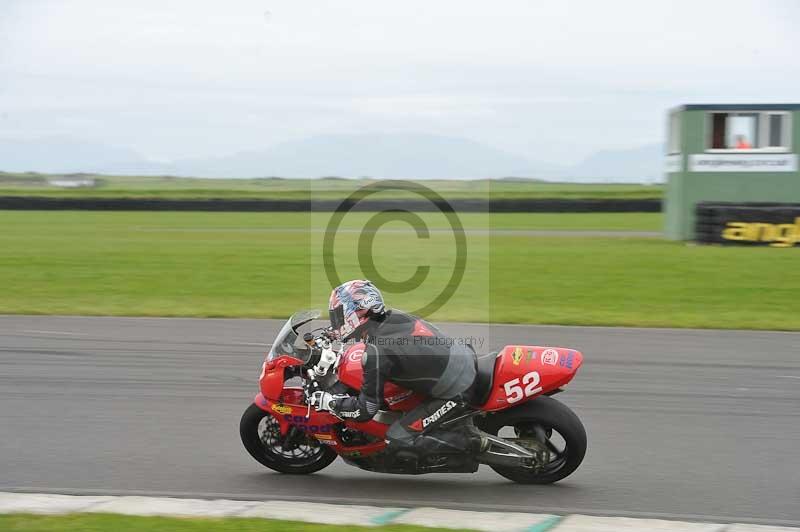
[310,279,487,461]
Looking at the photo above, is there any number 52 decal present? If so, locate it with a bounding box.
[503,371,542,404]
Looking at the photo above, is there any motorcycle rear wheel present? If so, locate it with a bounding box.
[240,403,337,474]
[479,396,586,484]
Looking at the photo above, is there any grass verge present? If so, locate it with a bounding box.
[0,513,467,532]
[1,211,797,330]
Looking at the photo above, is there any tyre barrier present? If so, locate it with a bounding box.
[0,196,661,213]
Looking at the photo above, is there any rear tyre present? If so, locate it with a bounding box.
[239,403,337,474]
[478,396,586,484]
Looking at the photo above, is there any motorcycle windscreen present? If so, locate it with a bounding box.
[267,310,318,363]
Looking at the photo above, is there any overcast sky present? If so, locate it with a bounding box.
[1,0,799,165]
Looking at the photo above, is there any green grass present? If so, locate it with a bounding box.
[0,513,467,532]
[0,172,663,200]
[1,211,797,330]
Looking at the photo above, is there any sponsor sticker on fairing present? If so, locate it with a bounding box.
[271,403,292,415]
[386,390,414,406]
[511,347,524,365]
[541,349,559,366]
[282,414,332,433]
[347,347,364,363]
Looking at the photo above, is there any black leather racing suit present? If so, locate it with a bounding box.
[332,309,478,455]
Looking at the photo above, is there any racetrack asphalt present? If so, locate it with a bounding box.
[0,316,798,526]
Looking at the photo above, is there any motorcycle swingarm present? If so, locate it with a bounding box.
[476,433,536,468]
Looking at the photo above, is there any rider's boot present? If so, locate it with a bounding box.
[411,426,488,455]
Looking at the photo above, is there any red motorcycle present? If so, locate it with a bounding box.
[240,310,587,484]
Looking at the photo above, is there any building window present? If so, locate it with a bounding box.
[707,111,791,151]
[767,113,786,148]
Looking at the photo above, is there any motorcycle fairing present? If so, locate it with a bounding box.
[480,345,583,412]
[337,342,425,411]
[254,390,389,457]
[259,355,304,401]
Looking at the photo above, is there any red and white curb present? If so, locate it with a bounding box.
[0,492,797,532]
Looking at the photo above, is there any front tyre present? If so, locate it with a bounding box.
[239,403,337,474]
[479,396,587,484]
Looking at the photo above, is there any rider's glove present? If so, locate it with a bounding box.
[309,391,338,412]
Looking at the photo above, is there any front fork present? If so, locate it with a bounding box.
[281,425,307,450]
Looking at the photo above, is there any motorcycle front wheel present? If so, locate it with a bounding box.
[239,403,337,474]
[478,395,587,484]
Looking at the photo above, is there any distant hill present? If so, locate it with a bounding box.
[0,137,156,175]
[569,143,663,182]
[0,134,664,182]
[168,133,561,179]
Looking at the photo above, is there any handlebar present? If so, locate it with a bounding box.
[300,328,343,417]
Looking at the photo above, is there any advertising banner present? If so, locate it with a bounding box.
[688,154,797,173]
[695,203,800,247]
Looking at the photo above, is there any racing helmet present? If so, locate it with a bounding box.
[328,280,385,340]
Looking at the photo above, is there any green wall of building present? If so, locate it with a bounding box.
[664,105,800,240]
